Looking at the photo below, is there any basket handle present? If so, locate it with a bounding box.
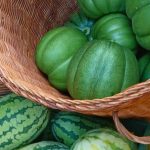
[112,111,150,144]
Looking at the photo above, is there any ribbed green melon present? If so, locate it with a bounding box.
[92,13,137,52]
[126,0,150,50]
[51,111,114,147]
[126,0,150,19]
[77,0,125,19]
[139,53,150,81]
[71,128,137,150]
[67,40,139,99]
[0,93,50,150]
[18,141,69,150]
[35,26,87,91]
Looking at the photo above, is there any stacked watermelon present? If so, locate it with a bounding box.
[51,111,115,146]
[0,93,50,150]
[18,141,69,150]
[0,93,150,149]
[0,93,69,150]
[1,0,150,149]
[71,128,137,150]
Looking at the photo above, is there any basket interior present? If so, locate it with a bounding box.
[0,0,77,99]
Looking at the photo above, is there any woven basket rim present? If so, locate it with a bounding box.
[0,65,150,112]
[0,0,150,114]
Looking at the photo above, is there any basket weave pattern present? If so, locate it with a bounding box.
[1,0,150,118]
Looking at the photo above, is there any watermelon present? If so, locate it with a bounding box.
[18,141,69,150]
[0,93,50,150]
[35,110,59,142]
[71,128,137,150]
[51,111,114,147]
[35,26,87,91]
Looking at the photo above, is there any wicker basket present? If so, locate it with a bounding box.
[0,0,150,144]
[0,81,10,96]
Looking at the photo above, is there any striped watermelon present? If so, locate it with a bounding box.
[18,141,69,150]
[0,93,50,150]
[71,128,137,150]
[51,111,114,147]
[35,110,59,142]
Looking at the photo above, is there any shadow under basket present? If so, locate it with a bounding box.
[0,0,150,144]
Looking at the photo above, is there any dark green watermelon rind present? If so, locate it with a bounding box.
[51,111,114,146]
[18,141,69,150]
[0,93,50,150]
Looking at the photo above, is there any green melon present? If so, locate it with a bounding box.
[51,111,114,147]
[92,13,137,52]
[126,0,150,50]
[139,53,150,81]
[71,128,137,150]
[132,4,150,50]
[0,93,50,150]
[35,26,87,91]
[126,0,150,19]
[18,141,69,150]
[67,40,139,99]
[77,0,125,19]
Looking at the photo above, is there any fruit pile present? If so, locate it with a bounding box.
[1,0,150,149]
[0,93,149,150]
[35,0,150,100]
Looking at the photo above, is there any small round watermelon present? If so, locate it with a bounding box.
[18,141,69,150]
[0,93,50,150]
[71,128,137,150]
[51,111,114,146]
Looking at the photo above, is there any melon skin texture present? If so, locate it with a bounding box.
[18,141,69,150]
[126,0,150,50]
[92,13,137,52]
[35,26,87,91]
[71,128,137,150]
[139,53,150,82]
[126,0,150,19]
[0,93,50,150]
[51,111,114,147]
[67,40,139,100]
[77,0,125,19]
